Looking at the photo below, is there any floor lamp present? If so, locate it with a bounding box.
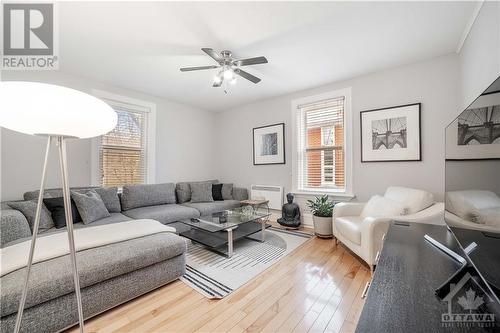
[0,81,117,333]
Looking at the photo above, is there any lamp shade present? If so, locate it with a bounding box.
[0,81,117,139]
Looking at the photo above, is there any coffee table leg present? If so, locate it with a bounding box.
[227,228,234,258]
[261,219,266,242]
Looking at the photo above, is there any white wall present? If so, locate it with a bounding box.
[214,54,461,214]
[1,71,216,201]
[459,1,500,109]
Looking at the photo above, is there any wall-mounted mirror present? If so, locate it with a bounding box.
[445,75,500,300]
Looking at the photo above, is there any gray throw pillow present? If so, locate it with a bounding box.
[94,187,121,213]
[175,182,191,204]
[176,180,219,204]
[190,182,214,203]
[222,183,234,200]
[71,190,110,224]
[7,200,55,233]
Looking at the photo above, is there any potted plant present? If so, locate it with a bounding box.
[307,195,335,238]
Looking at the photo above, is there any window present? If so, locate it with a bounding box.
[100,106,148,186]
[293,89,351,194]
[92,91,156,187]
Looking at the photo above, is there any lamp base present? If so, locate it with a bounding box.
[14,136,85,333]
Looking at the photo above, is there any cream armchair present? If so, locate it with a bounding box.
[333,186,444,271]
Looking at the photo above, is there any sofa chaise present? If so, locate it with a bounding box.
[0,180,248,332]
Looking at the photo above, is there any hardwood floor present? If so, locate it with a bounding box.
[67,235,370,333]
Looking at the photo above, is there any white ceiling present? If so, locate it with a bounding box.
[58,1,476,111]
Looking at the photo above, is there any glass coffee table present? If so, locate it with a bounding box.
[178,207,271,258]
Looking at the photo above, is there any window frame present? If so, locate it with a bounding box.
[291,88,353,196]
[91,90,156,186]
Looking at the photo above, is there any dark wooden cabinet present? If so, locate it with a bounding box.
[356,221,500,333]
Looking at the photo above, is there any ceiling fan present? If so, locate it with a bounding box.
[180,48,268,89]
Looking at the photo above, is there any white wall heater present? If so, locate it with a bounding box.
[250,185,284,210]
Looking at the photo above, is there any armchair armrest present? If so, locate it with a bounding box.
[360,216,392,266]
[333,202,365,218]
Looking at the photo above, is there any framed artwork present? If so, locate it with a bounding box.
[446,90,500,160]
[253,123,285,165]
[360,103,421,162]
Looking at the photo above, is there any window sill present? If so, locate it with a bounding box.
[292,190,355,199]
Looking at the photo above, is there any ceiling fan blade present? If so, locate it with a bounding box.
[180,65,219,72]
[234,68,261,84]
[201,48,223,64]
[233,56,268,67]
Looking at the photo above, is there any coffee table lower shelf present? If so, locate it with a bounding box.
[179,221,272,257]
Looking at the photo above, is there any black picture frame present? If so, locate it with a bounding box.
[252,123,286,165]
[360,103,422,162]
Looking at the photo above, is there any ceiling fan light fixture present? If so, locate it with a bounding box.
[223,68,234,80]
[180,48,267,89]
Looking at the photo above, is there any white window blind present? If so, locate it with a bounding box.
[296,96,345,191]
[99,105,148,187]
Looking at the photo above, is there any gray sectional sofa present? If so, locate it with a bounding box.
[0,180,248,332]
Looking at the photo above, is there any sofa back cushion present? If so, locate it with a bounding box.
[361,195,407,218]
[23,187,98,201]
[24,187,121,213]
[121,183,176,210]
[384,186,434,214]
[175,180,218,203]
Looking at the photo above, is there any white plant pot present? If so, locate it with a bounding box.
[312,215,333,238]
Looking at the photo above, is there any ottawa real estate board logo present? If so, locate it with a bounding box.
[441,272,496,329]
[2,2,58,70]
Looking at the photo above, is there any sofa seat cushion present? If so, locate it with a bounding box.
[0,232,187,317]
[182,200,241,216]
[335,216,363,245]
[122,204,200,224]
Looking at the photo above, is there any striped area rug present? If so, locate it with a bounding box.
[180,227,312,299]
